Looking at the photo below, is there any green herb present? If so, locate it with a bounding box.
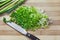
[10,6,49,30]
[3,17,6,23]
[0,0,11,7]
[0,0,25,14]
[0,0,6,2]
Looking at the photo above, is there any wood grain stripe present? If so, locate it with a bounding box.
[25,3,60,7]
[26,0,60,3]
[0,30,60,35]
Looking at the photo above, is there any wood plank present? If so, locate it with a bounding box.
[0,25,60,35]
[25,3,60,7]
[0,35,56,40]
[26,0,60,3]
[23,5,60,12]
[46,11,60,16]
[0,30,60,35]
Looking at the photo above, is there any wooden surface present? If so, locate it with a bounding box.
[0,0,60,40]
[0,35,60,40]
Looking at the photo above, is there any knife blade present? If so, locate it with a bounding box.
[6,22,40,40]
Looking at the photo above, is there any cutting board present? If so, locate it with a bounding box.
[0,0,60,40]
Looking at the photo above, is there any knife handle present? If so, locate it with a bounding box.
[26,33,40,40]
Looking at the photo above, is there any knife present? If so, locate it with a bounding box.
[3,18,40,40]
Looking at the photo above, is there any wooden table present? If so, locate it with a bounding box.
[0,0,60,40]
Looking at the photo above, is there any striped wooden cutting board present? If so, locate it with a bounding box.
[0,0,60,40]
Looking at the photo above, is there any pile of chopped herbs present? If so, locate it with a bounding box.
[10,6,49,30]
